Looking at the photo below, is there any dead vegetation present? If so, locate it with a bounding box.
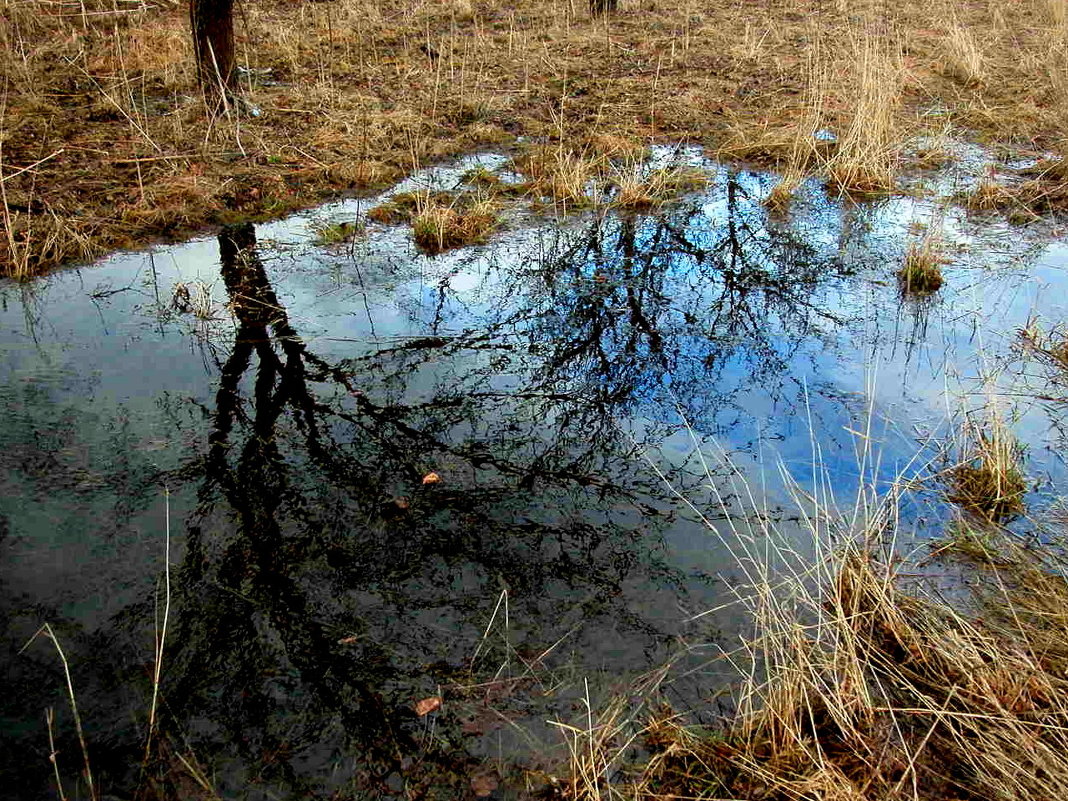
[898,222,947,295]
[639,536,1068,801]
[411,194,498,253]
[553,447,1067,801]
[1020,319,1068,376]
[947,409,1027,523]
[7,0,1068,274]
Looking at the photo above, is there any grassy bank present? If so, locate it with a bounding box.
[5,0,1068,275]
[637,532,1068,801]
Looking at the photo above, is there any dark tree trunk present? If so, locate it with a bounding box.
[589,0,618,14]
[190,0,236,99]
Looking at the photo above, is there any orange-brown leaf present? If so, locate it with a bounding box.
[414,696,442,716]
[421,472,441,485]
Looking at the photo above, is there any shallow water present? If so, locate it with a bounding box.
[2,150,1067,799]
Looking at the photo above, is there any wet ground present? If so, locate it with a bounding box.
[2,148,1067,799]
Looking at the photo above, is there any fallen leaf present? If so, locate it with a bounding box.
[470,773,498,797]
[337,635,359,645]
[421,472,441,485]
[414,695,442,716]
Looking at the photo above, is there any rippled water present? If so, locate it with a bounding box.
[2,149,1067,799]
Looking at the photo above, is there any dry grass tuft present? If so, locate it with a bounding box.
[171,280,219,320]
[826,27,904,196]
[943,18,986,86]
[512,147,607,208]
[764,175,803,213]
[411,195,498,254]
[898,224,946,295]
[368,191,450,225]
[610,164,708,210]
[582,133,648,162]
[764,43,828,212]
[963,179,1020,211]
[947,411,1027,523]
[929,519,1006,562]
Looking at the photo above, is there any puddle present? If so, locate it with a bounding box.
[2,151,1068,799]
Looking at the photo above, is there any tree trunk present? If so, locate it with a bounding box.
[190,0,236,99]
[589,0,618,14]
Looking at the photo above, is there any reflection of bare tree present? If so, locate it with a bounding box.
[525,170,851,439]
[5,180,868,799]
[154,223,692,798]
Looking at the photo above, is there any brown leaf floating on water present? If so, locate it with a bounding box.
[414,696,442,716]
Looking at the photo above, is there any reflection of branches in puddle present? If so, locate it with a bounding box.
[145,173,928,795]
[522,170,852,439]
[153,222,700,798]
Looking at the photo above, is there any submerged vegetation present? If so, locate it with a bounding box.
[310,219,364,246]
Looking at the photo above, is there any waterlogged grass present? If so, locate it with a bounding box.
[411,197,498,254]
[638,539,1068,801]
[310,219,364,246]
[610,166,709,211]
[554,445,1068,801]
[899,235,946,295]
[947,413,1027,523]
[365,188,500,253]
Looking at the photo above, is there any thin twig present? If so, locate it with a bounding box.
[145,486,172,761]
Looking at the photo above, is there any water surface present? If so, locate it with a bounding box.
[2,152,1067,799]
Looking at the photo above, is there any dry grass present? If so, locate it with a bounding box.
[7,0,1068,274]
[898,223,946,295]
[365,188,499,251]
[171,280,220,320]
[644,539,1068,801]
[947,410,1027,523]
[512,146,607,208]
[765,40,829,211]
[1020,319,1068,375]
[963,178,1022,212]
[610,163,708,210]
[825,24,904,196]
[943,17,986,86]
[553,428,1064,801]
[542,466,1057,801]
[411,195,498,253]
